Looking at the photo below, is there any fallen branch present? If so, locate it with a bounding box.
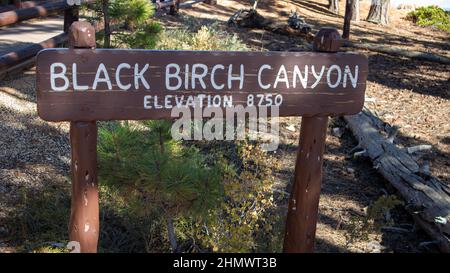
[228,9,314,41]
[381,226,411,233]
[344,108,450,252]
[343,40,450,65]
[407,145,433,154]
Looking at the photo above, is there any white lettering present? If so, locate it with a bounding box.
[327,65,342,88]
[50,63,69,91]
[311,65,325,89]
[72,63,88,91]
[274,65,289,89]
[211,64,225,90]
[293,65,308,89]
[134,63,150,90]
[191,64,208,89]
[93,63,112,90]
[228,64,244,89]
[343,65,359,88]
[166,63,182,91]
[116,63,131,90]
[258,64,272,89]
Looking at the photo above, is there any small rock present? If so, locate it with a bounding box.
[332,127,344,138]
[51,242,65,248]
[347,167,355,174]
[0,227,7,235]
[366,241,384,253]
[286,124,296,132]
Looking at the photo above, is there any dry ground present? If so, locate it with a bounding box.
[156,0,449,252]
[0,0,449,252]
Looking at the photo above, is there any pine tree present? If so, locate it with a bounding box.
[86,0,158,48]
[97,121,223,252]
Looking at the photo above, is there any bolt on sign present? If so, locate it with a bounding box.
[35,22,368,253]
[36,50,368,121]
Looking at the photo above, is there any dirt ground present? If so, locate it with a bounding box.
[0,0,449,253]
[158,0,449,252]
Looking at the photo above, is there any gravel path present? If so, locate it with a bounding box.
[0,70,71,252]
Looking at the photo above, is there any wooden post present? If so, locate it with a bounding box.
[68,21,99,253]
[283,28,342,253]
[13,0,21,9]
[64,4,79,33]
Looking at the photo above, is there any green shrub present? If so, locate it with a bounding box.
[192,141,280,252]
[407,6,450,32]
[5,186,71,252]
[97,121,223,251]
[82,0,161,48]
[156,25,248,51]
[345,195,403,245]
[115,21,162,49]
[95,23,279,253]
[110,0,154,29]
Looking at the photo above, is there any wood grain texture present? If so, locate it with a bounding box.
[345,109,450,253]
[283,116,328,252]
[0,33,67,73]
[69,121,99,253]
[36,49,368,121]
[68,21,99,253]
[283,28,342,253]
[0,0,94,27]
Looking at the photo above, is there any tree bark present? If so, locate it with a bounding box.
[102,0,110,48]
[342,0,354,39]
[344,109,450,253]
[343,40,450,64]
[13,0,21,8]
[351,0,359,22]
[328,0,339,15]
[367,0,390,25]
[167,215,178,252]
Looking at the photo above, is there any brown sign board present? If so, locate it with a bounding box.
[36,49,368,121]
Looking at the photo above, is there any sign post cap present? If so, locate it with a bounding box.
[313,28,343,53]
[69,21,96,48]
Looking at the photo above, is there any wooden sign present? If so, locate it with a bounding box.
[36,21,369,253]
[36,49,368,121]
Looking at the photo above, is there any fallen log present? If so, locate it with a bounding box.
[154,0,177,9]
[343,40,450,65]
[179,0,208,8]
[228,9,314,41]
[344,108,450,252]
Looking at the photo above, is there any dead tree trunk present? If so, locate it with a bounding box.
[351,0,360,22]
[344,109,450,253]
[343,40,450,64]
[328,0,339,15]
[166,215,178,252]
[367,0,390,25]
